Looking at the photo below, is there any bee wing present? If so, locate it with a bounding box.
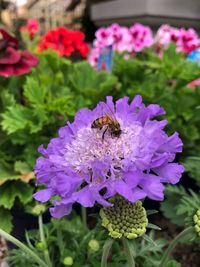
[100,101,116,121]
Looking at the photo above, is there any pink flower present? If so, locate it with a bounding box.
[187,78,200,88]
[176,28,200,53]
[88,47,100,67]
[155,25,200,54]
[0,29,39,77]
[129,23,153,52]
[155,25,179,49]
[20,19,39,40]
[94,23,132,53]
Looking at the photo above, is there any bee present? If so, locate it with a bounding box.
[91,103,122,139]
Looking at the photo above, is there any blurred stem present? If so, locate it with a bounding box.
[0,228,47,267]
[57,227,64,256]
[38,214,52,267]
[160,226,193,267]
[81,206,87,230]
[122,238,136,267]
[101,239,114,267]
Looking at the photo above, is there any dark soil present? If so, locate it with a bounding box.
[153,215,200,267]
[0,236,7,264]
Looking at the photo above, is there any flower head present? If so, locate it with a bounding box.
[38,27,89,58]
[193,210,200,237]
[129,23,153,52]
[34,96,184,218]
[89,23,153,67]
[100,198,148,239]
[155,24,200,54]
[0,29,38,77]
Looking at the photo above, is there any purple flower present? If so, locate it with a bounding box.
[34,96,184,218]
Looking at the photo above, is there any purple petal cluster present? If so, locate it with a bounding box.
[34,96,184,218]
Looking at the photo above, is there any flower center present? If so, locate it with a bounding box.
[100,197,148,239]
[64,121,143,173]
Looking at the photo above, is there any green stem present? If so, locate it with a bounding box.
[81,206,87,230]
[0,228,47,267]
[160,226,193,267]
[101,239,114,267]
[122,238,136,267]
[38,215,52,267]
[57,227,64,256]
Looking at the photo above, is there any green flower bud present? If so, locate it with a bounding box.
[100,196,148,239]
[35,241,46,251]
[193,209,200,237]
[88,239,100,252]
[63,256,73,266]
[32,204,46,215]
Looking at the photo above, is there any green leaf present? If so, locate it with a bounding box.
[0,162,19,185]
[142,234,157,247]
[24,77,47,106]
[184,156,200,186]
[147,223,161,231]
[0,181,33,209]
[165,260,181,267]
[146,210,159,216]
[1,104,46,134]
[14,161,32,174]
[0,208,13,233]
[160,185,188,226]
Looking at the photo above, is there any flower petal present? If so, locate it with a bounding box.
[153,163,185,184]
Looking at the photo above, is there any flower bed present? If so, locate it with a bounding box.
[0,23,200,267]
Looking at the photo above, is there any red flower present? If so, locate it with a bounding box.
[0,29,39,77]
[38,27,90,58]
[20,19,39,40]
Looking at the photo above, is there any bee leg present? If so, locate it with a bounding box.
[102,126,108,140]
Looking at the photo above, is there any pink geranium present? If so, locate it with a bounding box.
[155,24,200,54]
[154,25,180,49]
[129,23,153,52]
[176,28,200,53]
[89,23,154,67]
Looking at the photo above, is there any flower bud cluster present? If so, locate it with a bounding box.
[193,209,200,237]
[100,197,148,239]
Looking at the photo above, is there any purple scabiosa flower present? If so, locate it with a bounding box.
[34,96,184,218]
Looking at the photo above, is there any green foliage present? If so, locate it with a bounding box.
[161,185,200,227]
[0,51,118,231]
[113,45,200,156]
[8,214,172,267]
[184,156,200,186]
[0,181,33,209]
[161,185,187,226]
[0,208,13,233]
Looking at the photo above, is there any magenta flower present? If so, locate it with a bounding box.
[34,96,184,218]
[20,19,39,40]
[176,28,200,54]
[94,23,132,53]
[155,24,200,54]
[129,23,153,52]
[0,29,38,77]
[89,23,154,67]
